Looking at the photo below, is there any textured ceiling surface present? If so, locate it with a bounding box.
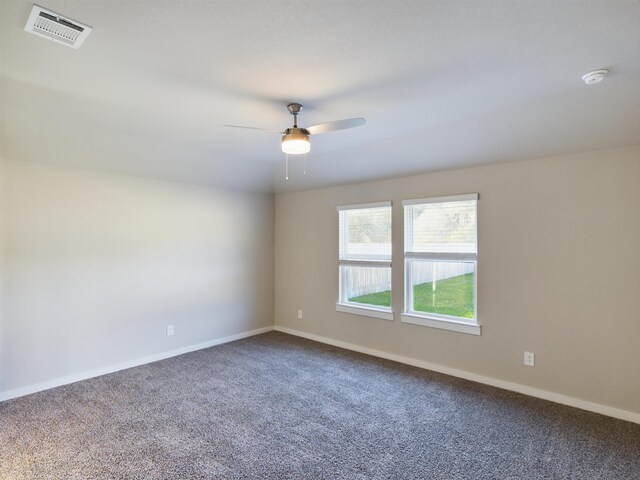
[1,0,639,193]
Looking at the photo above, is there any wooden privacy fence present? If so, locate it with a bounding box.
[344,261,474,298]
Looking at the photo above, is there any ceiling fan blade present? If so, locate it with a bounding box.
[222,124,282,133]
[305,118,366,135]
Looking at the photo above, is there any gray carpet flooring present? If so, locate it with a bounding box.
[1,331,639,479]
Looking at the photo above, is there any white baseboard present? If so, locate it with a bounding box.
[274,325,640,425]
[0,326,274,403]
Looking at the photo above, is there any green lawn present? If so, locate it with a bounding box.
[349,273,474,318]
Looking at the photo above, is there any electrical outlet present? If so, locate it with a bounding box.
[524,351,535,366]
[297,309,303,319]
[167,325,174,336]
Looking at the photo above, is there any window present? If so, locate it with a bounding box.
[337,202,393,320]
[402,194,480,335]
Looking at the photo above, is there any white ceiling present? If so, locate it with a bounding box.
[1,0,639,193]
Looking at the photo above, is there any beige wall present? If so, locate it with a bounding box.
[274,145,640,414]
[0,159,273,394]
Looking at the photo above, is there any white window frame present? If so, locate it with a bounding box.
[336,201,394,321]
[401,193,480,335]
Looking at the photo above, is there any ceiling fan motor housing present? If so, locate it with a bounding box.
[283,127,309,138]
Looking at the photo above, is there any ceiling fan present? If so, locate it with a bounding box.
[224,103,366,179]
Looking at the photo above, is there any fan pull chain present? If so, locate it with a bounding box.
[304,152,307,175]
[285,153,289,180]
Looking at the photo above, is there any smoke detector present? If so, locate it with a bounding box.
[582,69,609,85]
[24,5,92,49]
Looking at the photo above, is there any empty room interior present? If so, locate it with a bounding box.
[1,1,640,478]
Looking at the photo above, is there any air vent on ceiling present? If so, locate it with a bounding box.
[24,4,92,49]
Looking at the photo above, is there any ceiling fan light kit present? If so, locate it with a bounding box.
[281,128,310,154]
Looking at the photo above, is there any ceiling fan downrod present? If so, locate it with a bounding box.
[287,102,303,128]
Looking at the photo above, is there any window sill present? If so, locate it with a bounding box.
[401,313,481,335]
[336,303,394,321]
